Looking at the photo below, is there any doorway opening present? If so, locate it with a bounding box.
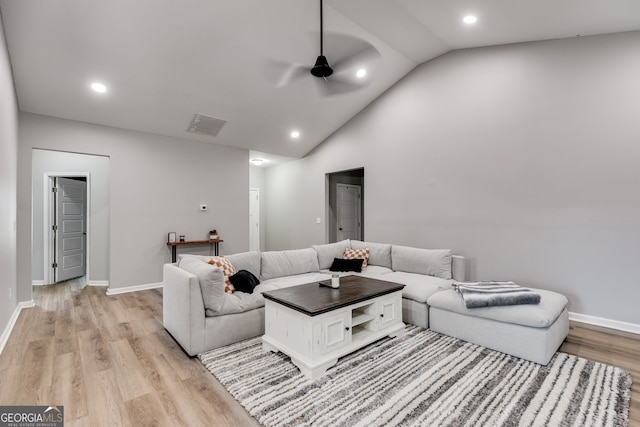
[249,188,260,251]
[44,175,89,284]
[327,168,364,243]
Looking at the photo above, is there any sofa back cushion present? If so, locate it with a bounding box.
[261,248,320,280]
[225,251,261,279]
[179,256,226,313]
[391,245,452,279]
[350,240,392,269]
[311,240,350,270]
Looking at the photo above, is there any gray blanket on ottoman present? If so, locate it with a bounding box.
[452,281,541,309]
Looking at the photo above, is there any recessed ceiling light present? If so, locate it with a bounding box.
[251,158,264,166]
[290,130,300,139]
[463,15,477,24]
[356,69,367,78]
[91,82,107,93]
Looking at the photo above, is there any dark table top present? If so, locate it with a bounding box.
[262,275,405,316]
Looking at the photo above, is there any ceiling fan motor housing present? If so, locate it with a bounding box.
[310,55,333,78]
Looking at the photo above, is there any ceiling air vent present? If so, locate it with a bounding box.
[187,114,227,137]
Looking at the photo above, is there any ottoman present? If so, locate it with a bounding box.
[427,288,569,365]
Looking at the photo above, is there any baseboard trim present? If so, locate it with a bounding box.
[569,311,640,335]
[0,300,35,356]
[106,282,163,296]
[89,281,109,287]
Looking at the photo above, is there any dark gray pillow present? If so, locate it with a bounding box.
[229,269,260,294]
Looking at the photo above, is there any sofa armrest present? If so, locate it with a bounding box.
[162,263,206,356]
[452,255,466,282]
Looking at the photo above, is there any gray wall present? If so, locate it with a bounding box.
[264,31,640,325]
[0,14,18,334]
[31,149,110,283]
[17,113,250,301]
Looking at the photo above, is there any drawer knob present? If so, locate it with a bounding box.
[380,313,384,317]
[345,327,350,331]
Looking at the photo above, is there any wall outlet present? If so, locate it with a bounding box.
[200,204,208,212]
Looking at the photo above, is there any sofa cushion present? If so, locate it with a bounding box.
[178,256,226,313]
[208,256,237,293]
[209,291,265,317]
[356,265,394,278]
[427,288,568,328]
[392,245,452,279]
[225,251,261,279]
[350,240,392,269]
[260,248,320,280]
[380,271,453,304]
[344,248,369,269]
[311,240,350,270]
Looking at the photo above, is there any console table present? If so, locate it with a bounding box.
[167,239,223,263]
[262,276,405,380]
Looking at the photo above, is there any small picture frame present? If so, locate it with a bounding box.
[167,232,176,243]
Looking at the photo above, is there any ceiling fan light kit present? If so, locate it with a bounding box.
[310,55,333,78]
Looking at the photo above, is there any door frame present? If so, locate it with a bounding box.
[249,187,260,251]
[336,183,362,241]
[43,172,91,284]
[326,168,365,243]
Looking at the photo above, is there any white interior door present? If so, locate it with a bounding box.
[336,184,361,241]
[250,188,260,251]
[55,177,87,282]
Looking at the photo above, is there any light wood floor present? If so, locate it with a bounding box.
[0,281,638,427]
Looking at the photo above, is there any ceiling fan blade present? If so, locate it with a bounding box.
[313,74,366,97]
[263,59,309,88]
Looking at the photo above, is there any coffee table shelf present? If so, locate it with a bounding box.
[352,312,375,327]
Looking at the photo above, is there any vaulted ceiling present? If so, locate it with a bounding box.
[2,1,639,165]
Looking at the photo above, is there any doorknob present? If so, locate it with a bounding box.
[339,228,343,231]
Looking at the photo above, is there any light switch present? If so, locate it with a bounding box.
[316,217,321,224]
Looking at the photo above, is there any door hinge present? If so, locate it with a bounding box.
[52,187,58,193]
[52,263,58,269]
[52,224,58,231]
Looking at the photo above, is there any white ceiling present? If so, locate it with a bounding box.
[2,0,639,165]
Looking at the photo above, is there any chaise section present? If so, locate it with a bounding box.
[427,288,570,365]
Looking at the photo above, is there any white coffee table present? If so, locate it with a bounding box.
[262,275,405,380]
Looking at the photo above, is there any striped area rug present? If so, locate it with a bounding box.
[199,326,631,427]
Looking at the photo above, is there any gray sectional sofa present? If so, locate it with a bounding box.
[162,240,569,365]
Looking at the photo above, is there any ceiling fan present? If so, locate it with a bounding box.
[267,0,380,96]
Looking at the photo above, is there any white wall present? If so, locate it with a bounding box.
[264,32,640,325]
[17,113,250,300]
[0,14,18,334]
[31,149,110,283]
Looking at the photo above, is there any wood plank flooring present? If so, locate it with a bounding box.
[0,281,638,426]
